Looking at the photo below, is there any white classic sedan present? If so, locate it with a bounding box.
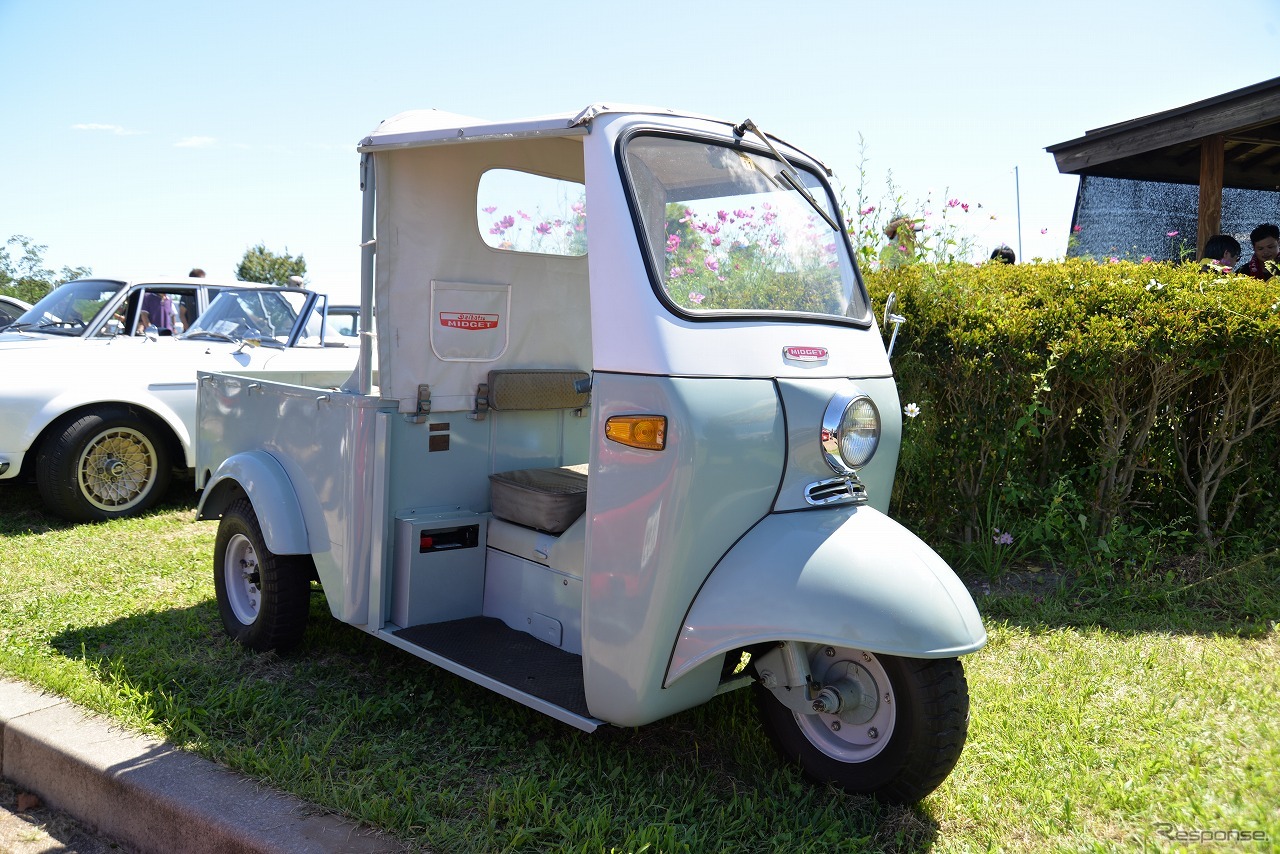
[0,282,362,521]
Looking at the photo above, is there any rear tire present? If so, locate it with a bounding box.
[213,497,310,653]
[755,648,970,803]
[36,406,172,521]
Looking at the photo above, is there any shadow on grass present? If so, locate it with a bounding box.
[962,555,1280,638]
[50,596,943,852]
[0,475,200,535]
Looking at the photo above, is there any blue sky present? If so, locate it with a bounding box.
[2,0,1277,302]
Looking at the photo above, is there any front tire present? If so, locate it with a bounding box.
[755,647,970,803]
[213,497,310,653]
[36,406,172,521]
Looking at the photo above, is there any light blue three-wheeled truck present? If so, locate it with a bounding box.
[195,104,986,802]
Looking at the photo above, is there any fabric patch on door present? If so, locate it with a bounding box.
[429,281,511,361]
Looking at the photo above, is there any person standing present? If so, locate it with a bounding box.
[879,216,922,269]
[1237,224,1278,280]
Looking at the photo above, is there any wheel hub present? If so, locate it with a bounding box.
[811,661,881,724]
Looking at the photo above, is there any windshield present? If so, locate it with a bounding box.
[622,134,866,320]
[186,288,308,343]
[10,279,125,336]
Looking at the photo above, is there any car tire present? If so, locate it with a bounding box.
[213,497,311,653]
[754,649,970,803]
[36,405,172,522]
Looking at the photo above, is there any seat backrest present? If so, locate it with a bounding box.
[487,370,589,411]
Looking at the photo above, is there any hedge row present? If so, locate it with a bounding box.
[863,259,1280,570]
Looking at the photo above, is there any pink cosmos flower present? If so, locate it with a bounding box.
[1040,228,1048,234]
[668,266,684,279]
[689,291,705,304]
[711,236,722,247]
[859,205,876,216]
[961,203,969,212]
[535,222,552,236]
[704,258,719,273]
[947,198,960,208]
[1167,230,1178,237]
[717,210,729,222]
[482,206,497,214]
[666,234,681,253]
[1072,225,1082,233]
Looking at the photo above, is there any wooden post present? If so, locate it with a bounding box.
[1197,135,1224,257]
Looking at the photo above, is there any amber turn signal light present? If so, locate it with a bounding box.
[605,415,667,450]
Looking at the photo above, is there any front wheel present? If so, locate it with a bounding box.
[754,648,970,803]
[36,406,172,521]
[213,498,311,653]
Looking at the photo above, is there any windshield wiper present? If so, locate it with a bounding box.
[733,118,841,233]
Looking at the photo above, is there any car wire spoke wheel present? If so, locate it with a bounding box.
[222,532,262,626]
[76,426,158,511]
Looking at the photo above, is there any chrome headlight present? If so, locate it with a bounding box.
[821,392,880,473]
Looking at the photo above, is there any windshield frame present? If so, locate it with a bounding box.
[183,287,321,347]
[616,127,871,327]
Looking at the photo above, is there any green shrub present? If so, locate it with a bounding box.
[866,259,1280,570]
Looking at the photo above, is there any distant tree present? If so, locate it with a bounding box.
[235,243,307,287]
[0,235,92,303]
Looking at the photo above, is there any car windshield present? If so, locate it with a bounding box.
[186,288,308,343]
[622,134,867,320]
[9,279,125,336]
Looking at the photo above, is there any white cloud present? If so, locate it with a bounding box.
[71,123,143,136]
[175,136,217,149]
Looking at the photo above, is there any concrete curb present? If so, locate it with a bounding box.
[0,680,406,853]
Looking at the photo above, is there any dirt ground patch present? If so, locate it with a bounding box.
[0,777,133,853]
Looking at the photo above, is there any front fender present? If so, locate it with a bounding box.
[666,505,986,685]
[196,451,309,555]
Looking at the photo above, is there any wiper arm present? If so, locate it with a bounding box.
[185,330,237,342]
[734,118,841,233]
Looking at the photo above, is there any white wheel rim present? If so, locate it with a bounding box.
[76,425,158,512]
[223,532,261,626]
[794,647,897,763]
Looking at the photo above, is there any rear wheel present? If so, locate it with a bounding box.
[754,646,970,803]
[36,406,172,521]
[213,498,310,653]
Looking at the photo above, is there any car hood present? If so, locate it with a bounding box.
[0,335,361,388]
[0,330,95,350]
[0,337,253,382]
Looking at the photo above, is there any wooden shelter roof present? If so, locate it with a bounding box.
[1047,77,1280,191]
[1047,78,1280,252]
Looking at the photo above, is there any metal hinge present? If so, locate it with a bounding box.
[468,382,490,421]
[405,384,432,424]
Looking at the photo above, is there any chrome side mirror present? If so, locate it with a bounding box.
[882,292,905,360]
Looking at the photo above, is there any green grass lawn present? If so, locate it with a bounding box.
[1,480,1276,852]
